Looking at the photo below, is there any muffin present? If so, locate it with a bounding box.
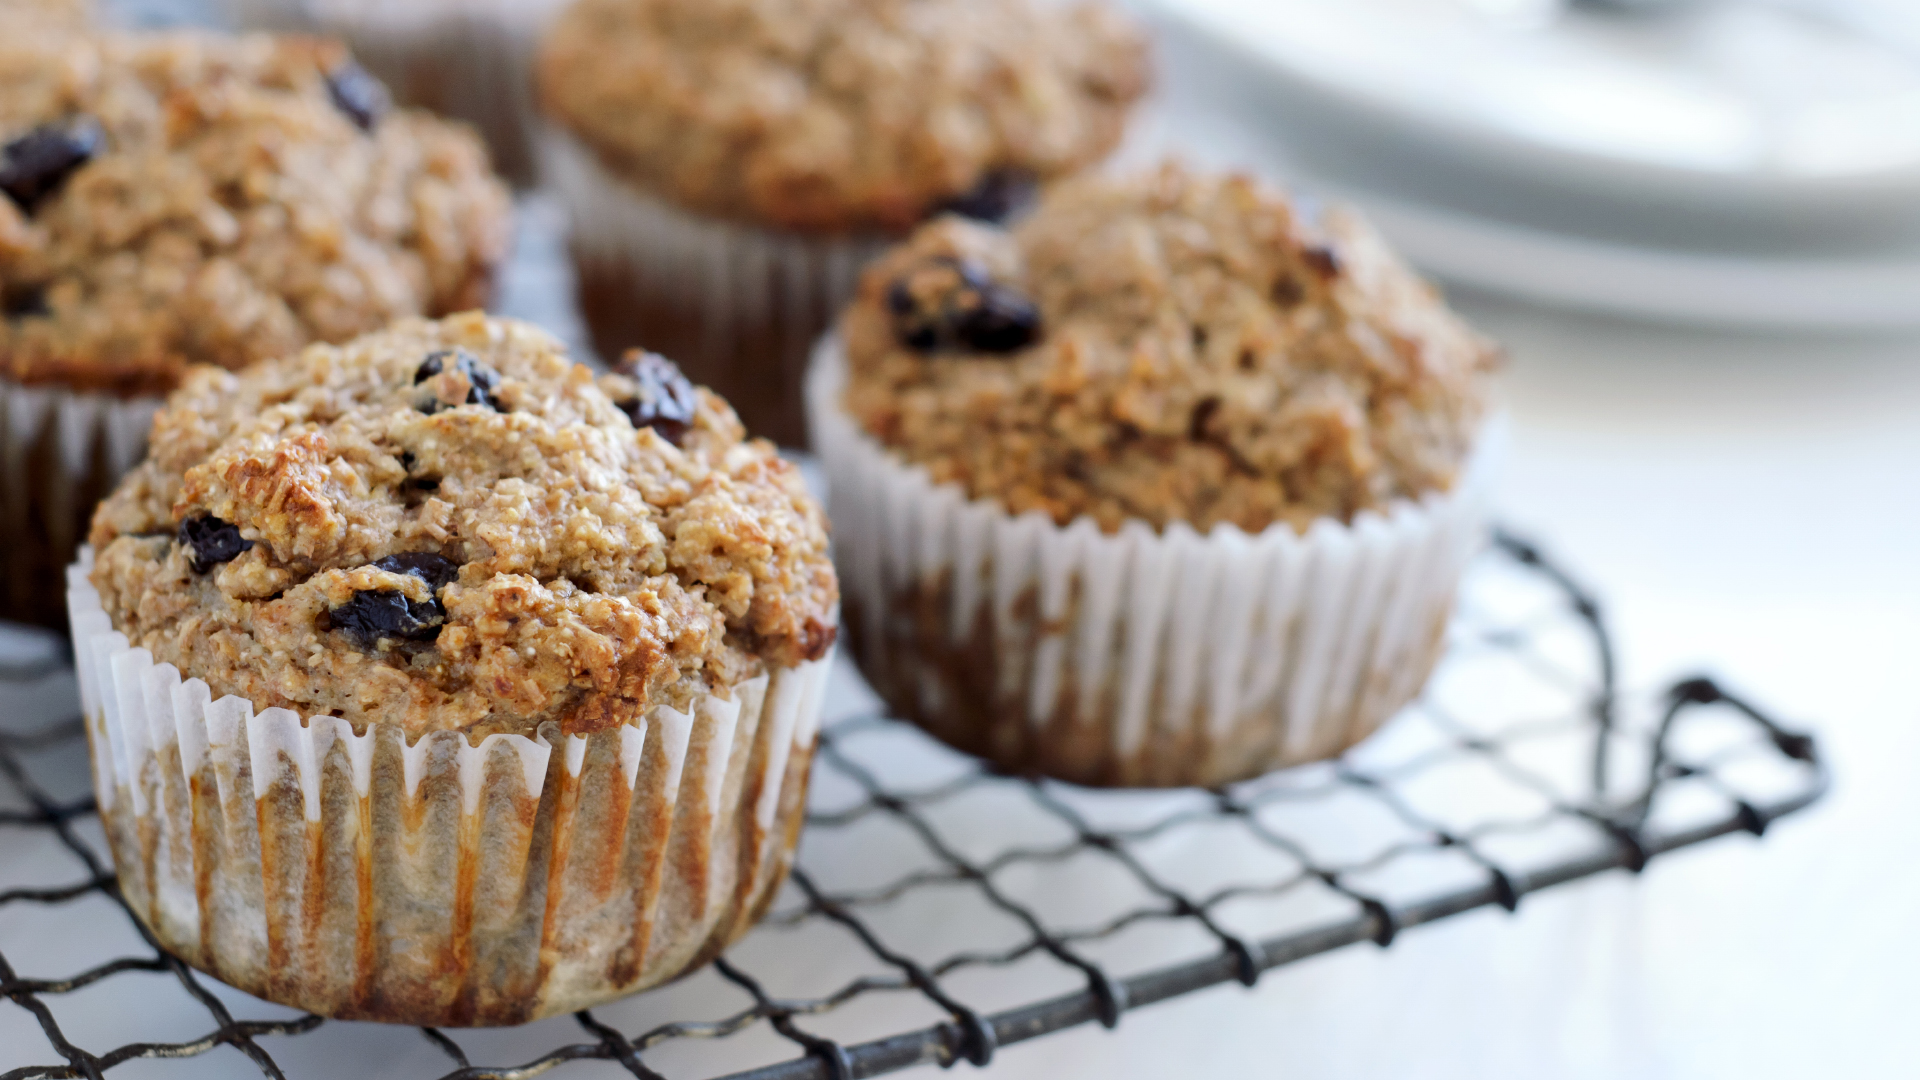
[806,163,1502,789]
[70,312,838,1025]
[0,29,512,627]
[537,0,1152,447]
[223,0,570,187]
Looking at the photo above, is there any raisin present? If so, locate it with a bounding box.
[372,551,459,592]
[888,257,1039,355]
[1,117,103,213]
[1301,245,1342,280]
[953,286,1040,352]
[3,285,48,318]
[935,169,1037,224]
[1271,276,1305,307]
[900,320,939,352]
[327,553,459,648]
[325,60,390,132]
[1189,396,1222,440]
[370,553,456,588]
[327,590,444,648]
[415,348,501,412]
[177,515,253,574]
[613,350,698,446]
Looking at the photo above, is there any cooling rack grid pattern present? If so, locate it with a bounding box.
[0,533,1826,1080]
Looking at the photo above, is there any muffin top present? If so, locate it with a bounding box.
[88,313,839,739]
[1,31,512,397]
[537,0,1150,235]
[838,163,1502,535]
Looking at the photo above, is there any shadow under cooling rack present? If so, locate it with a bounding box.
[0,532,1827,1080]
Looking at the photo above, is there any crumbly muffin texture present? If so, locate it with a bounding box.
[88,313,838,738]
[1,30,512,396]
[537,0,1150,234]
[839,163,1502,534]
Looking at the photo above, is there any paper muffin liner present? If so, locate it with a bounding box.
[543,126,888,448]
[66,554,830,1026]
[0,378,160,628]
[805,338,1502,788]
[223,0,565,187]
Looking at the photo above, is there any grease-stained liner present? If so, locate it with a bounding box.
[2,379,159,628]
[67,554,831,1026]
[806,338,1501,789]
[543,126,886,448]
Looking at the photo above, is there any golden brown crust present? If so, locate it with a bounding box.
[536,0,1151,234]
[839,163,1503,534]
[88,314,838,739]
[0,30,512,396]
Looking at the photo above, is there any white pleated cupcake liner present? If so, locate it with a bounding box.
[805,338,1502,788]
[67,553,830,1025]
[542,125,887,447]
[223,0,566,187]
[1,377,160,626]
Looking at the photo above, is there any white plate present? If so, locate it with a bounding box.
[1355,192,1920,330]
[1142,0,1920,326]
[1150,0,1920,209]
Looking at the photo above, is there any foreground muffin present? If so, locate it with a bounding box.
[0,29,512,627]
[807,163,1501,788]
[537,0,1151,446]
[224,0,569,187]
[71,312,838,1025]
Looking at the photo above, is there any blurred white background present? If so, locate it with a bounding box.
[1142,0,1920,327]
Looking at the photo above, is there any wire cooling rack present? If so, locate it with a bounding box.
[0,532,1827,1080]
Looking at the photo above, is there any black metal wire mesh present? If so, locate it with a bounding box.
[0,532,1826,1080]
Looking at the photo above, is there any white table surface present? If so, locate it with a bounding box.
[7,3,1919,1074]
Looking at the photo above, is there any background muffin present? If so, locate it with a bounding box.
[537,0,1152,446]
[809,162,1502,787]
[223,0,570,187]
[1,28,512,626]
[75,312,837,1024]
